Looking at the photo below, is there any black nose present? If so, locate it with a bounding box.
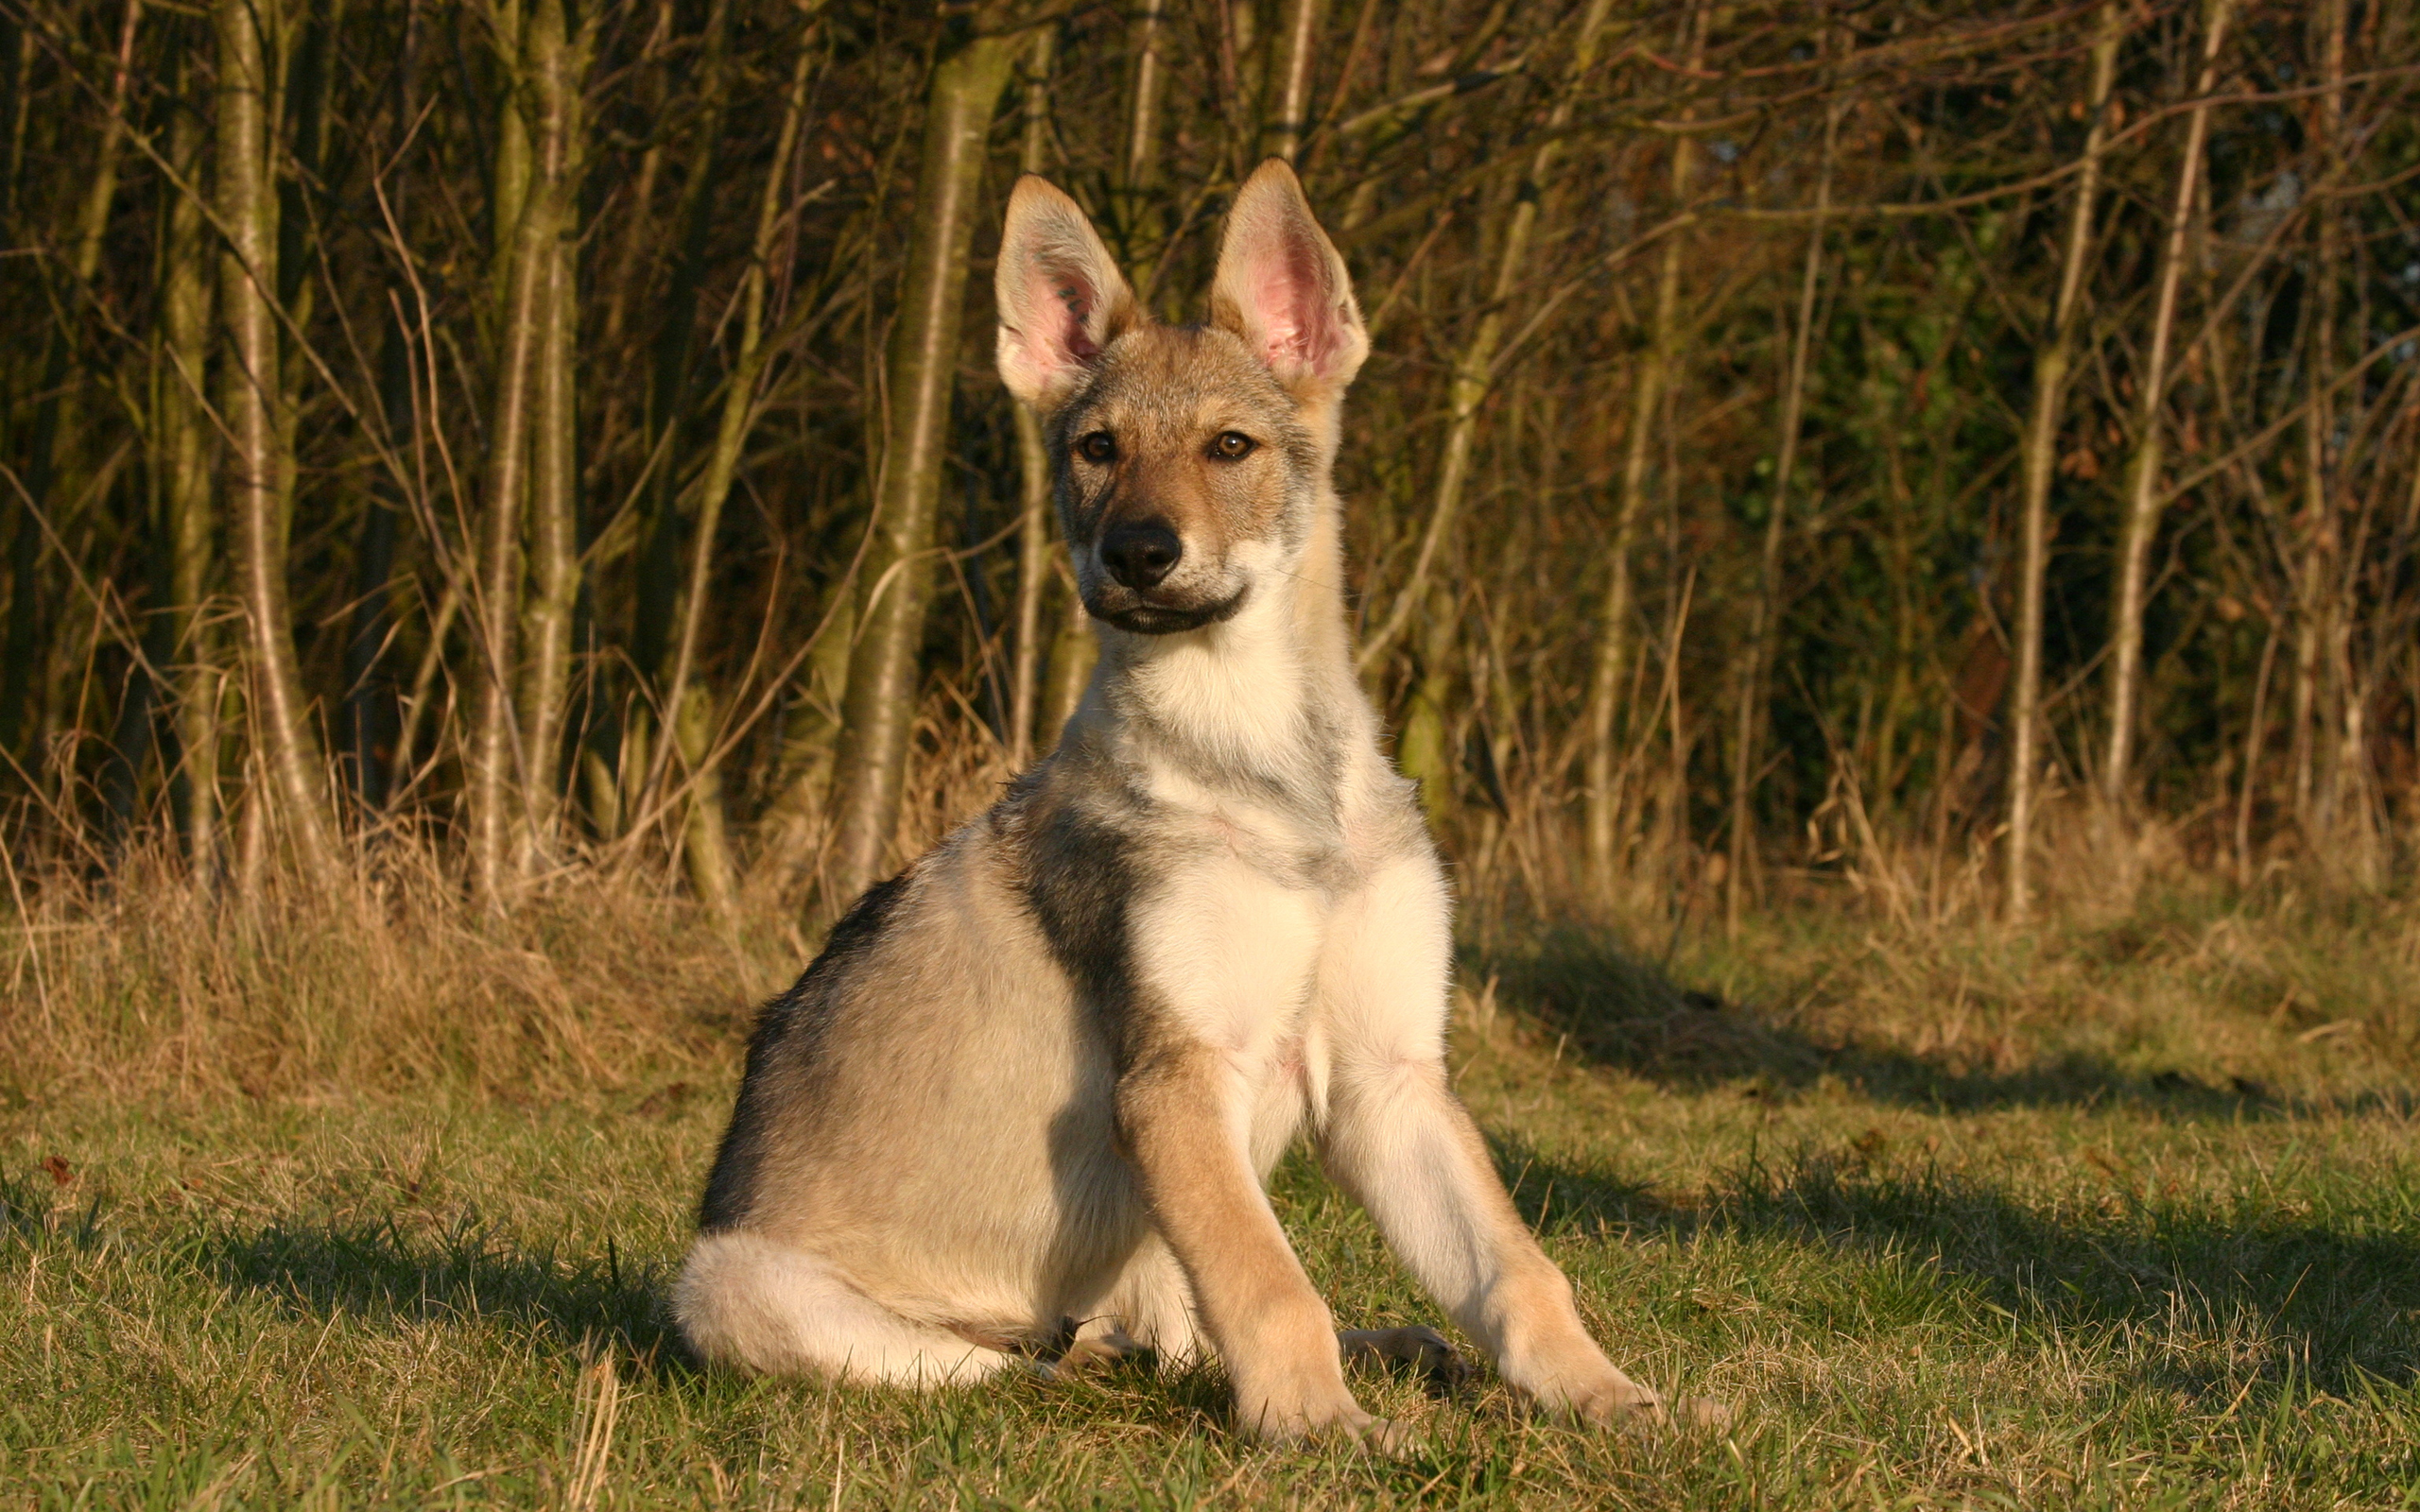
[1100,520,1182,589]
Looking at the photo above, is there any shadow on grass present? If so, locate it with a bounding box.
[197,1215,684,1370]
[1486,1130,2420,1400]
[1465,924,2419,1120]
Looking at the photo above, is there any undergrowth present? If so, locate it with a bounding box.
[5,850,2419,1506]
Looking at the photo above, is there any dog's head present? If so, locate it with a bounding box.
[994,160,1368,636]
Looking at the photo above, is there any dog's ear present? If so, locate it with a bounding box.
[995,176,1136,413]
[1209,160,1369,396]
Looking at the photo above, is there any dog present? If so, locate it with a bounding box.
[674,159,1679,1447]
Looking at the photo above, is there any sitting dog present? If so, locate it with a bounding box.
[675,158,1675,1446]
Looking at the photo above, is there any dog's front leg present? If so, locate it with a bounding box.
[1322,1057,1668,1427]
[1115,1040,1392,1446]
[1317,855,1672,1429]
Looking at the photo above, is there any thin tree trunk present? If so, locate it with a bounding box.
[2004,0,2121,920]
[72,0,141,287]
[469,1,551,907]
[216,0,339,882]
[1584,5,1702,902]
[1257,0,1322,163]
[2100,0,2233,810]
[1357,0,1617,676]
[1725,75,1846,935]
[162,84,219,885]
[1006,24,1057,770]
[1112,0,1166,266]
[486,0,531,318]
[2299,0,2368,879]
[661,27,814,908]
[1043,560,1093,737]
[389,577,461,813]
[516,0,588,869]
[674,685,735,918]
[822,17,1019,907]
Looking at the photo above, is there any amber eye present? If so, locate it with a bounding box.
[1209,431,1255,461]
[1078,431,1117,463]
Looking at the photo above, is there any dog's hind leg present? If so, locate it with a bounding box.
[674,1230,1018,1386]
[1092,1231,1207,1368]
[1340,1326,1465,1384]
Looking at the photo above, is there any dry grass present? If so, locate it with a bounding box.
[5,844,2419,1507]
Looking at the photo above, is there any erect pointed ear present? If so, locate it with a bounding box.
[1208,159,1370,396]
[994,175,1137,414]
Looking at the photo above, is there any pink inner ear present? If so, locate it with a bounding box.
[1027,265,1100,373]
[1053,278,1100,360]
[1249,236,1334,374]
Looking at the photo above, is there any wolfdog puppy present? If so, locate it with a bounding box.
[675,159,1683,1446]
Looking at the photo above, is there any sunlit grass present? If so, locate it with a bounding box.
[6,880,2420,1506]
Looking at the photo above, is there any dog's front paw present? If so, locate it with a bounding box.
[1560,1376,1731,1434]
[1236,1393,1419,1455]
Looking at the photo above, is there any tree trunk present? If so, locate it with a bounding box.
[1006,23,1057,770]
[163,86,220,884]
[216,0,340,882]
[516,0,589,869]
[2004,0,2121,921]
[468,0,549,907]
[2297,0,2373,881]
[1112,0,1166,267]
[1257,0,1322,163]
[821,16,1019,907]
[2100,0,2232,812]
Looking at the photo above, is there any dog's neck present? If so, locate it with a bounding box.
[1079,492,1371,807]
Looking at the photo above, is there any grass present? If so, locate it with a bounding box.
[6,861,2420,1508]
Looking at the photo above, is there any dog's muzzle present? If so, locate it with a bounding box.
[1085,519,1247,633]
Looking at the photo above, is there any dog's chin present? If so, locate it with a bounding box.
[1090,588,1249,636]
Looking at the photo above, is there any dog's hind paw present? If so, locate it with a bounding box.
[1339,1326,1468,1388]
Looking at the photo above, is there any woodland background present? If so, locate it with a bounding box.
[9,4,2420,1503]
[0,0,2415,928]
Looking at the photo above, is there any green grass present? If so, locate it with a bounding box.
[8,888,2420,1507]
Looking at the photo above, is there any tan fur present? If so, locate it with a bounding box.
[675,161,1702,1446]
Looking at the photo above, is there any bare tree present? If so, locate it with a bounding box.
[2005,0,2121,920]
[2101,0,2234,813]
[1585,5,1703,903]
[823,11,1022,905]
[1258,0,1323,163]
[517,0,592,870]
[1006,23,1058,771]
[161,73,219,885]
[216,0,339,882]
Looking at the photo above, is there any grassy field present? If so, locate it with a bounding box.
[6,874,2420,1508]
